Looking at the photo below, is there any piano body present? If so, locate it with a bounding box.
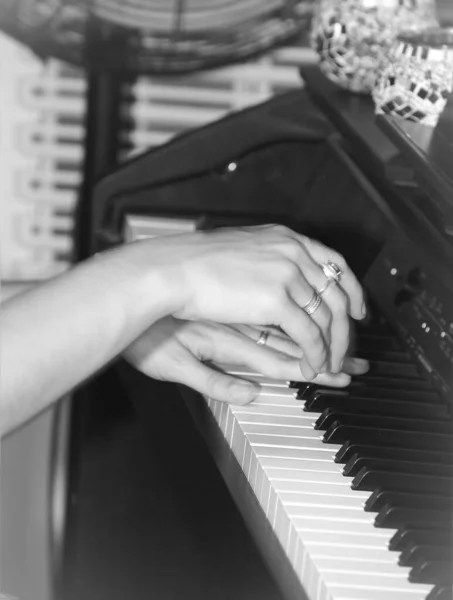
[75,66,453,600]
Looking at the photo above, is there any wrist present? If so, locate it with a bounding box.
[115,238,185,325]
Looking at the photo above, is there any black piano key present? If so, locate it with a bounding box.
[399,543,453,568]
[294,376,436,398]
[390,528,453,552]
[354,334,403,353]
[343,455,453,478]
[375,504,452,529]
[410,559,452,585]
[366,360,421,378]
[365,489,453,513]
[354,348,413,363]
[305,393,446,417]
[350,374,434,391]
[351,468,452,496]
[324,423,453,452]
[315,411,452,434]
[356,349,413,363]
[426,585,453,600]
[308,396,446,419]
[335,442,453,465]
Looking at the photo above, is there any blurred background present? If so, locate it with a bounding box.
[1,2,452,600]
[0,4,316,599]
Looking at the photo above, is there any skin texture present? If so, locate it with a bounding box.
[0,225,366,437]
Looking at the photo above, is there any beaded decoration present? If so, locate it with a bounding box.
[373,28,453,127]
[311,0,438,94]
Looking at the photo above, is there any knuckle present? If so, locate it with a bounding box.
[331,251,347,269]
[280,260,300,282]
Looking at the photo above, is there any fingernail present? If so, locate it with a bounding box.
[235,382,259,404]
[361,302,367,318]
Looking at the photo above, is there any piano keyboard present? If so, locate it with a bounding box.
[204,318,453,600]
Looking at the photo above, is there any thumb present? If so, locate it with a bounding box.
[176,354,260,405]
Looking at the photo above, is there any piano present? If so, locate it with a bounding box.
[87,65,453,600]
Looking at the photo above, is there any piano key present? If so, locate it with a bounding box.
[236,413,316,429]
[335,442,453,466]
[321,570,433,593]
[247,433,340,452]
[347,376,435,392]
[426,586,453,600]
[365,360,422,378]
[324,424,453,452]
[410,560,453,585]
[375,505,453,529]
[315,411,452,435]
[390,528,453,552]
[205,356,449,597]
[343,456,453,479]
[305,396,447,419]
[329,585,433,600]
[365,489,453,513]
[351,468,453,496]
[399,544,453,568]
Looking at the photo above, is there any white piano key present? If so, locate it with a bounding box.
[299,529,395,548]
[285,503,371,523]
[256,387,297,398]
[235,397,301,408]
[316,557,412,577]
[243,424,322,439]
[307,543,400,564]
[261,457,342,474]
[232,404,313,418]
[228,374,290,387]
[266,467,352,487]
[247,433,341,452]
[293,515,396,537]
[279,491,368,510]
[236,413,315,428]
[331,587,432,600]
[323,571,433,592]
[253,445,337,462]
[203,368,438,600]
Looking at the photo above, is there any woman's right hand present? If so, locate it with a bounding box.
[133,224,365,379]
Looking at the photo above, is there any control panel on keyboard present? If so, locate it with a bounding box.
[365,234,453,398]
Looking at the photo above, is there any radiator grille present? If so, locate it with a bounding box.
[0,33,315,279]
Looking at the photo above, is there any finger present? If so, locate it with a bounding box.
[189,323,307,381]
[293,370,351,387]
[320,283,350,372]
[281,249,351,372]
[174,351,259,405]
[277,294,327,378]
[299,237,365,320]
[288,277,332,352]
[218,330,316,382]
[342,356,369,375]
[230,324,303,358]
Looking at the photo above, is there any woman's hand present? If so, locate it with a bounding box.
[124,317,369,405]
[134,224,366,379]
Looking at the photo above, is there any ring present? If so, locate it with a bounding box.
[303,289,322,315]
[256,330,270,346]
[317,278,333,295]
[321,260,343,284]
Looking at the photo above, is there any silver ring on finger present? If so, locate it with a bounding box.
[256,330,270,346]
[303,289,322,315]
[317,278,334,295]
[321,260,343,284]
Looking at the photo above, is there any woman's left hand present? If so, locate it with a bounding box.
[124,317,369,405]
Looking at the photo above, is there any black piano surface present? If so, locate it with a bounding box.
[62,66,453,600]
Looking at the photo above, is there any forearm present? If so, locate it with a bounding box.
[0,241,172,437]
